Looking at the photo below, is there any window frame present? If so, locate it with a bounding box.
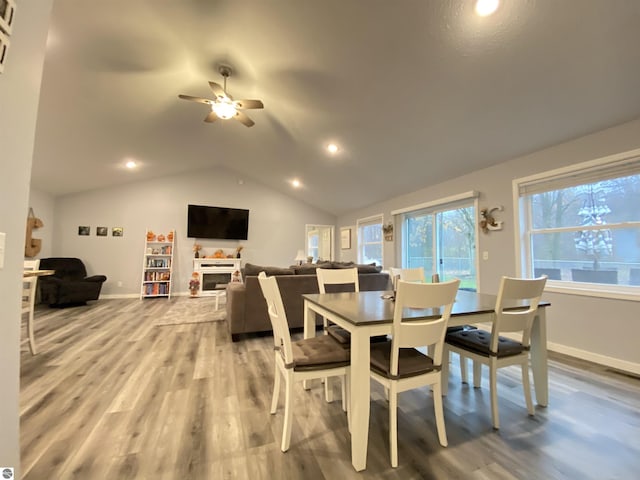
[513,148,640,302]
[356,214,384,266]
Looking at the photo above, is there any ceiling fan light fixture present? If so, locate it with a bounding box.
[211,98,237,119]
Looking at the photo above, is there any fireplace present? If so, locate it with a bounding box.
[192,258,242,297]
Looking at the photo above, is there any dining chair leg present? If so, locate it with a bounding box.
[325,376,334,403]
[340,376,347,412]
[346,372,351,433]
[460,354,468,383]
[441,348,450,396]
[389,383,398,468]
[473,361,482,388]
[270,362,280,414]
[432,381,448,447]
[282,372,294,452]
[522,360,534,415]
[27,311,37,355]
[489,360,500,430]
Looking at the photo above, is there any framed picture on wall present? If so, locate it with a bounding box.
[96,227,108,236]
[78,226,90,236]
[112,227,123,237]
[340,228,351,249]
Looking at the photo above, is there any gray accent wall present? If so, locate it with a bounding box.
[338,118,640,374]
[51,167,336,296]
[0,1,54,473]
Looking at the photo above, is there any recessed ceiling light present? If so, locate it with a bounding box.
[475,0,499,16]
[125,160,137,169]
[327,143,339,154]
[291,179,302,188]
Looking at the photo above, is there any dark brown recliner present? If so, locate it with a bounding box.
[38,257,107,307]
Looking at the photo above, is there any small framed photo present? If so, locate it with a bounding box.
[96,226,108,236]
[340,228,351,250]
[78,226,90,236]
[112,227,124,237]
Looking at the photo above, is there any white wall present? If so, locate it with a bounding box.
[0,1,53,474]
[52,166,336,296]
[338,118,640,374]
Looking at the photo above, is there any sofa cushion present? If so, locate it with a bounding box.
[244,262,295,277]
[355,263,382,273]
[292,261,332,275]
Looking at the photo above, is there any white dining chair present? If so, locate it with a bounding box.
[442,276,547,429]
[258,272,350,452]
[369,278,460,467]
[23,259,41,354]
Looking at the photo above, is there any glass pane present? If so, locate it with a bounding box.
[530,174,640,229]
[438,207,477,290]
[362,244,382,265]
[531,227,640,285]
[361,224,382,242]
[405,213,433,272]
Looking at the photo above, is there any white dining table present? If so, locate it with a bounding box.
[303,289,550,472]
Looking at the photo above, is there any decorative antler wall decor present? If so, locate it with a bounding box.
[382,222,394,241]
[479,205,504,234]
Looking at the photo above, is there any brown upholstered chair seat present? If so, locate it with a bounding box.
[287,335,350,371]
[370,341,439,380]
[445,329,525,358]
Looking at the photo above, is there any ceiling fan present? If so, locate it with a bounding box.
[178,66,264,127]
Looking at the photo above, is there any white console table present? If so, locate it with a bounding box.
[192,258,242,306]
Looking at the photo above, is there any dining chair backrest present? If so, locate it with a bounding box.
[24,259,40,271]
[258,272,294,364]
[390,279,460,376]
[492,276,547,352]
[400,267,425,283]
[316,267,359,294]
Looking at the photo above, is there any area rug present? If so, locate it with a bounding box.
[155,296,226,326]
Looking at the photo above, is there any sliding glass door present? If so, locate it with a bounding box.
[402,203,477,290]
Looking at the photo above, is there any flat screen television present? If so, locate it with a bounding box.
[187,204,249,240]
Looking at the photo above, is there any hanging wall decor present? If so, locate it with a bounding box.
[0,0,16,74]
[480,206,504,233]
[24,207,43,257]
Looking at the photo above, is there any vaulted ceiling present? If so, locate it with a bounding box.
[31,0,640,215]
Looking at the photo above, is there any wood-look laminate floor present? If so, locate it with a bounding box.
[20,298,640,479]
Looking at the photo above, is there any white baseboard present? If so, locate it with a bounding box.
[547,341,640,376]
[483,325,640,376]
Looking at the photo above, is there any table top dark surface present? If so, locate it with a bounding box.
[303,290,550,326]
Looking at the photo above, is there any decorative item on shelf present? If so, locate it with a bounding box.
[189,272,200,297]
[167,230,174,242]
[193,243,202,258]
[213,249,225,258]
[157,234,166,242]
[306,256,313,264]
[235,245,244,258]
[147,230,156,241]
[231,270,242,283]
[294,249,306,266]
[480,205,504,234]
[383,222,394,241]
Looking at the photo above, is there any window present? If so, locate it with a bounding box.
[357,215,383,266]
[515,149,640,299]
[394,192,478,291]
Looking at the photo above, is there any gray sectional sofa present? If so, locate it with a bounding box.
[226,262,391,341]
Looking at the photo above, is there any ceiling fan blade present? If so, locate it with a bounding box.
[178,94,211,104]
[208,81,225,98]
[234,111,255,127]
[235,99,264,110]
[204,112,218,123]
